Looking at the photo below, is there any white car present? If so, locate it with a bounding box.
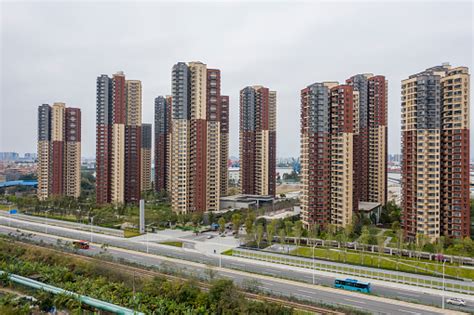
[446,298,466,306]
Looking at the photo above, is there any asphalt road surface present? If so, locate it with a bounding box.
[0,217,471,314]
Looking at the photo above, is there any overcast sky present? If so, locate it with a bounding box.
[1,1,472,159]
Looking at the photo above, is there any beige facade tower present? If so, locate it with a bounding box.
[169,61,229,213]
[240,86,277,196]
[300,74,387,230]
[37,103,81,200]
[402,64,470,240]
[140,123,152,192]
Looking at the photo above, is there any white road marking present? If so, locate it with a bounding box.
[344,298,366,304]
[231,263,246,267]
[297,289,315,295]
[398,310,421,315]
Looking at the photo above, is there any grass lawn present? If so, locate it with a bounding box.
[291,246,474,280]
[221,249,233,256]
[30,212,81,223]
[159,241,183,248]
[124,228,141,238]
[383,230,395,238]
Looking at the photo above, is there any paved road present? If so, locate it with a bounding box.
[0,217,472,314]
[0,211,123,237]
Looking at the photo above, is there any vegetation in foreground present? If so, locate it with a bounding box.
[0,239,293,314]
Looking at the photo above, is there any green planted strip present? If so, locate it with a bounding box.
[0,270,143,315]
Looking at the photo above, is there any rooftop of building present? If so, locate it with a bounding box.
[220,194,274,202]
[358,201,381,212]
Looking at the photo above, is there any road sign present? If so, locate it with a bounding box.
[8,209,17,214]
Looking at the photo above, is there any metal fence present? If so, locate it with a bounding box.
[232,248,474,295]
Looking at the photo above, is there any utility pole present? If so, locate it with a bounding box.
[442,259,446,309]
[45,210,49,234]
[90,216,94,243]
[312,244,316,285]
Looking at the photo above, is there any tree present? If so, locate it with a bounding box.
[278,228,286,246]
[326,223,336,241]
[218,217,226,234]
[232,213,242,236]
[192,213,202,235]
[358,226,371,264]
[245,214,255,242]
[208,212,215,225]
[344,223,354,241]
[377,234,385,267]
[255,224,264,249]
[391,221,400,233]
[307,223,319,247]
[415,233,429,260]
[284,221,294,238]
[435,236,445,254]
[266,220,277,245]
[293,221,303,247]
[396,228,404,259]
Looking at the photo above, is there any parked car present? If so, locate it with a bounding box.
[207,235,214,239]
[446,298,466,306]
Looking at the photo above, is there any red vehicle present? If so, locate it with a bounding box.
[73,240,90,249]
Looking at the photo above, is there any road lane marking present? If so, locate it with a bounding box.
[230,263,246,267]
[398,310,421,315]
[344,298,366,304]
[399,293,421,298]
[297,289,315,295]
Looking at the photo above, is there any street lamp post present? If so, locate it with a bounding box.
[146,228,149,254]
[90,217,94,243]
[312,244,316,285]
[45,210,49,234]
[442,259,446,309]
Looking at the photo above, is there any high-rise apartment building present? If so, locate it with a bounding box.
[220,95,229,196]
[402,64,470,240]
[141,123,152,192]
[154,96,171,193]
[37,103,81,200]
[169,61,229,213]
[347,74,388,206]
[300,74,387,229]
[96,71,142,205]
[124,80,142,203]
[239,86,276,196]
